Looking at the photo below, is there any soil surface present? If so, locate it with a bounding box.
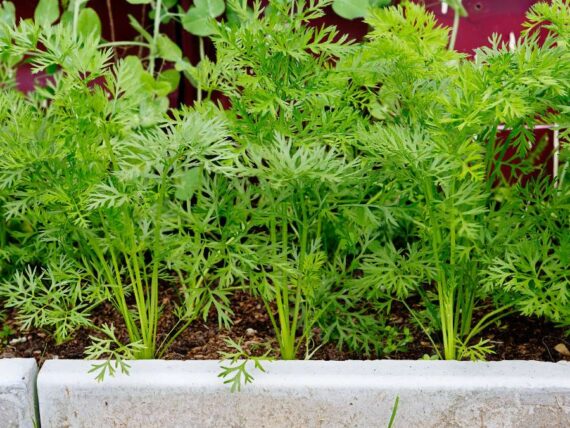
[1,289,569,365]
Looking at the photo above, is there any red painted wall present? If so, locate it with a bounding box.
[421,0,538,53]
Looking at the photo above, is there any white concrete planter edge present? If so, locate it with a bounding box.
[0,358,38,428]
[35,359,570,428]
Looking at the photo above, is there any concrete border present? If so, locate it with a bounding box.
[37,360,570,427]
[0,358,38,428]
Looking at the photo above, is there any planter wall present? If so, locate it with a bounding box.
[37,360,570,428]
[0,359,38,428]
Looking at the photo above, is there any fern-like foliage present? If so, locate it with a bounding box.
[0,13,240,359]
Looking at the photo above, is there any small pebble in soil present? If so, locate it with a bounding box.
[554,343,570,357]
[246,328,257,336]
[9,337,27,345]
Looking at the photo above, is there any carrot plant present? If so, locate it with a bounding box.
[199,0,412,359]
[0,2,238,374]
[203,0,360,359]
[347,1,570,359]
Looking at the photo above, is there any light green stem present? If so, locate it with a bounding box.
[99,41,150,49]
[448,2,462,51]
[197,37,205,102]
[149,0,163,75]
[72,0,81,40]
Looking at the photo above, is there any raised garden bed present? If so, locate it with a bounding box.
[1,1,570,427]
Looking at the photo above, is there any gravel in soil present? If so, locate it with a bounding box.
[1,289,568,365]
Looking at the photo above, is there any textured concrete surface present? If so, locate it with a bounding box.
[37,360,570,428]
[0,359,38,428]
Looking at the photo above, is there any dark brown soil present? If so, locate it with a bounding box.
[1,290,568,365]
